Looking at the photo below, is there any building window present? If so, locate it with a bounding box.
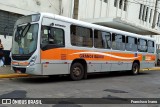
[139,4,143,19]
[126,36,137,52]
[142,5,146,21]
[149,9,152,23]
[104,0,108,3]
[94,30,111,49]
[70,25,93,47]
[114,0,118,7]
[157,13,160,27]
[112,33,125,50]
[124,0,127,11]
[145,7,149,22]
[119,0,123,9]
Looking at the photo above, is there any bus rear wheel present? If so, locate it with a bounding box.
[70,63,84,81]
[131,62,139,75]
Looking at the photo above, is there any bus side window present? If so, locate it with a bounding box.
[70,25,93,47]
[49,27,64,45]
[41,26,65,49]
[41,26,49,44]
[126,36,137,52]
[103,31,111,49]
[112,33,116,49]
[94,30,104,48]
[138,39,147,52]
[112,33,125,50]
[148,40,154,53]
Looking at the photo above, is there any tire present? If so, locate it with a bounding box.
[70,63,84,81]
[131,62,139,75]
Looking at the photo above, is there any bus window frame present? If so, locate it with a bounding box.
[111,33,126,51]
[40,25,65,51]
[125,36,138,52]
[138,38,148,52]
[70,24,93,47]
[148,40,155,53]
[94,29,111,49]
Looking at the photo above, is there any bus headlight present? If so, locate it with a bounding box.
[29,56,37,66]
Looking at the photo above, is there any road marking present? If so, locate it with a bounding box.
[0,74,30,78]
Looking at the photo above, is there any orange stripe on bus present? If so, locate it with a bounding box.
[40,48,155,62]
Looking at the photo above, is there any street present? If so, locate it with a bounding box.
[0,70,160,107]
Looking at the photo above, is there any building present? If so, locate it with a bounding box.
[0,0,160,50]
[61,0,160,48]
[0,0,61,50]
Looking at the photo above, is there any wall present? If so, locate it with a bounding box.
[0,0,62,50]
[77,0,159,31]
[0,0,61,15]
[78,0,110,19]
[0,35,12,50]
[61,0,73,18]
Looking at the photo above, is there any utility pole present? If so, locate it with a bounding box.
[152,0,159,28]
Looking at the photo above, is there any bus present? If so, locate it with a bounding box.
[11,13,156,80]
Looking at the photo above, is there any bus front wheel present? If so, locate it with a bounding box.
[70,63,84,81]
[131,62,139,75]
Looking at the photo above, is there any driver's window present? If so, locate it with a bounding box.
[41,26,64,46]
[41,26,49,44]
[50,28,64,45]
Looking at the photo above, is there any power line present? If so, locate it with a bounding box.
[47,0,60,13]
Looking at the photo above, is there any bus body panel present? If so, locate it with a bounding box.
[41,17,71,75]
[11,13,156,76]
[40,47,155,75]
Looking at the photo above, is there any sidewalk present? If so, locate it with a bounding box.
[0,66,29,78]
[0,65,13,74]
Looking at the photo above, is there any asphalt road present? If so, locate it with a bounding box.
[0,70,160,107]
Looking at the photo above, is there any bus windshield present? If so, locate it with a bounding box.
[12,24,39,55]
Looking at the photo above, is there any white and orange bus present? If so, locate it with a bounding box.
[11,13,156,80]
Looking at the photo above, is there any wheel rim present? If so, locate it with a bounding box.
[133,65,138,74]
[73,67,81,77]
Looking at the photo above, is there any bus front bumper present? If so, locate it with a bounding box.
[12,64,42,75]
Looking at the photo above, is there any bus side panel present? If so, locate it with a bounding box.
[42,63,69,75]
[41,18,70,75]
[87,61,102,73]
[110,51,132,71]
[41,49,69,75]
[140,53,156,69]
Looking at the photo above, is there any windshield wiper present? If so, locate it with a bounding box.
[21,23,31,37]
[15,23,31,45]
[16,23,31,37]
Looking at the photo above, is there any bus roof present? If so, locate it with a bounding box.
[40,13,155,41]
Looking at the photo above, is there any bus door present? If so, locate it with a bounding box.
[40,17,69,75]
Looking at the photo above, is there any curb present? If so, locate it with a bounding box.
[141,68,160,71]
[0,74,30,78]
